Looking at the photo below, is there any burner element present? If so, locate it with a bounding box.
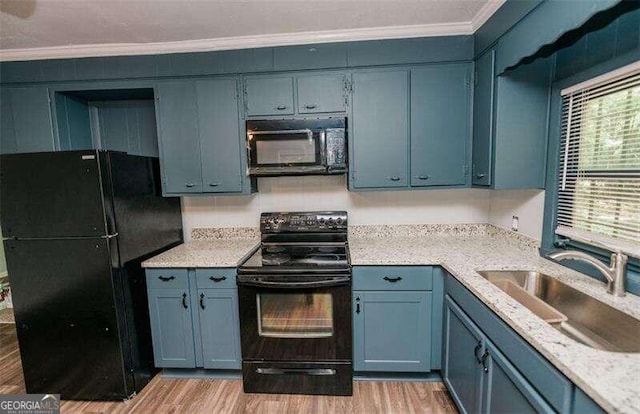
[262,254,291,266]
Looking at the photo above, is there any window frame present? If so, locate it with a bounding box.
[542,55,640,296]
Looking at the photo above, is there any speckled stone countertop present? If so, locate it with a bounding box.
[141,227,259,268]
[350,225,640,414]
[141,224,640,412]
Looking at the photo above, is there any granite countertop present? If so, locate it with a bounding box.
[141,238,259,268]
[349,225,640,414]
[142,224,640,412]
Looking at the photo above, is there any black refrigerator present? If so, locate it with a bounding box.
[0,150,183,400]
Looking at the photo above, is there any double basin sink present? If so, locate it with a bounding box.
[477,270,640,353]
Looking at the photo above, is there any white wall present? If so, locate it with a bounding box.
[181,176,546,242]
[181,176,491,240]
[488,189,546,240]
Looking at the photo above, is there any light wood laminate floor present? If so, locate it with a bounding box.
[0,323,458,413]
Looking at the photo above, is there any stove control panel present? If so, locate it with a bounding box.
[261,211,348,233]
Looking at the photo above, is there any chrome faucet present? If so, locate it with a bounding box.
[548,250,628,297]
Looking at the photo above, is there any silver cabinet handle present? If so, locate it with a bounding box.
[304,104,317,109]
[476,173,486,179]
[418,175,429,180]
[276,105,287,110]
[387,176,401,182]
[185,183,196,188]
[209,183,220,187]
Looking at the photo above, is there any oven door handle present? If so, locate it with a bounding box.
[237,276,350,289]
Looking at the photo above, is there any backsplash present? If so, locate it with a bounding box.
[181,175,545,242]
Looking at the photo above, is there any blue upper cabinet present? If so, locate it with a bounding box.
[156,77,251,195]
[244,75,295,116]
[0,87,56,154]
[296,73,348,114]
[155,81,203,194]
[410,64,471,187]
[350,69,410,189]
[244,71,348,117]
[472,49,495,187]
[196,78,244,193]
[471,48,552,189]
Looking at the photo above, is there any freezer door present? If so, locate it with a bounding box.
[4,238,132,400]
[0,151,111,238]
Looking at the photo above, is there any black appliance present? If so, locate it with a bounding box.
[237,211,352,396]
[246,118,347,177]
[0,150,183,400]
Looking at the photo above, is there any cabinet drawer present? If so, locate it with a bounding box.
[353,266,433,290]
[146,268,189,289]
[195,268,237,289]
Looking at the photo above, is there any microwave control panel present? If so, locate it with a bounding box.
[325,128,346,166]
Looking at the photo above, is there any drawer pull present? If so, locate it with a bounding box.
[476,173,486,179]
[200,293,206,310]
[185,183,196,188]
[182,293,188,309]
[304,104,317,109]
[158,275,175,282]
[209,276,227,283]
[383,276,403,283]
[209,183,220,187]
[418,175,429,180]
[276,105,288,111]
[387,176,401,182]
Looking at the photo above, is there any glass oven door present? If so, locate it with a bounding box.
[237,276,351,361]
[247,129,326,174]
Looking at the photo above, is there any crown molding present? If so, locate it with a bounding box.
[471,0,507,32]
[0,21,476,62]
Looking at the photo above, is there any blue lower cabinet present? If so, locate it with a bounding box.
[147,287,196,368]
[146,268,241,371]
[483,341,554,413]
[353,290,432,372]
[443,272,605,414]
[572,387,606,414]
[443,296,485,413]
[444,295,554,414]
[197,288,242,369]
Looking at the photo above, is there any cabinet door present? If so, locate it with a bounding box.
[483,341,554,414]
[197,289,241,369]
[443,296,484,414]
[353,290,432,372]
[1,87,55,154]
[245,76,294,116]
[351,70,409,188]
[147,288,196,368]
[411,64,471,187]
[297,73,347,113]
[155,81,203,194]
[196,78,244,193]
[472,49,495,186]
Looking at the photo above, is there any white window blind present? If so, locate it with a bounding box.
[557,64,640,258]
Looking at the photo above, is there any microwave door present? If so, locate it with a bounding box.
[248,129,325,175]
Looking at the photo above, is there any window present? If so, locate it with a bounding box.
[557,62,640,256]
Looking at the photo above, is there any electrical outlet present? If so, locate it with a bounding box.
[512,215,519,232]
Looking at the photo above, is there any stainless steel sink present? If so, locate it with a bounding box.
[477,270,640,353]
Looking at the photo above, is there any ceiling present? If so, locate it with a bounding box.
[0,0,505,61]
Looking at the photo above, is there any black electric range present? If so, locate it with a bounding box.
[236,211,352,396]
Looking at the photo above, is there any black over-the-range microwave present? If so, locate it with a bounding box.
[246,118,347,177]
